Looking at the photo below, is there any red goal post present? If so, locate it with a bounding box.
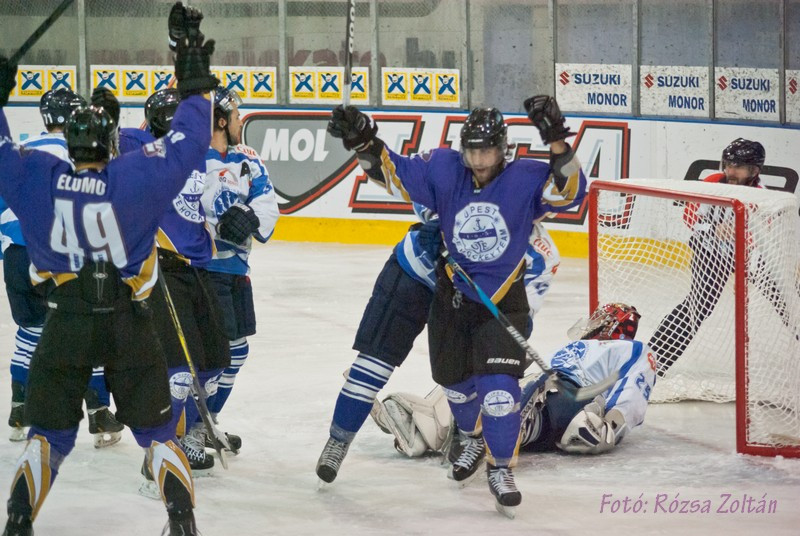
[588,178,800,457]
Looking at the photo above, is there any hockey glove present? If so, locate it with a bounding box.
[174,32,218,98]
[168,2,204,52]
[0,56,17,108]
[556,395,623,454]
[217,203,260,245]
[327,105,378,151]
[90,88,120,126]
[417,219,444,259]
[524,95,575,144]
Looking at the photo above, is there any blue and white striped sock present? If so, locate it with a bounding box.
[330,353,394,442]
[208,337,248,415]
[10,325,41,385]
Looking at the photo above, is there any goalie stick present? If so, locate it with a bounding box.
[157,266,235,468]
[342,0,356,105]
[443,251,618,402]
[10,0,75,64]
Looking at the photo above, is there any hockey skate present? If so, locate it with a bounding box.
[487,463,522,519]
[87,406,124,448]
[8,382,27,442]
[8,404,26,442]
[138,456,161,500]
[448,431,485,487]
[161,510,200,536]
[315,436,350,486]
[2,513,32,536]
[180,425,214,476]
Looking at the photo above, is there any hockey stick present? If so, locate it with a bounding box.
[157,266,234,468]
[342,0,356,105]
[10,0,75,64]
[443,252,618,401]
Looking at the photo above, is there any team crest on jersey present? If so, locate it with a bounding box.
[213,189,240,217]
[551,341,587,371]
[451,202,509,262]
[172,171,205,223]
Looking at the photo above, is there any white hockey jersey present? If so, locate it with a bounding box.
[201,144,280,275]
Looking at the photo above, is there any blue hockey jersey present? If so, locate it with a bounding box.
[0,94,212,299]
[378,147,585,303]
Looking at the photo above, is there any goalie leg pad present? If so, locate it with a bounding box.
[380,387,453,457]
[148,440,195,512]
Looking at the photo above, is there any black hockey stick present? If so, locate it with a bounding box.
[443,252,618,401]
[342,0,356,105]
[157,266,234,467]
[10,0,75,64]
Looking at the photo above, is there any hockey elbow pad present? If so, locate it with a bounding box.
[549,143,581,191]
[356,137,388,185]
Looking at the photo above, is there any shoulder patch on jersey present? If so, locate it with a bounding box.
[233,144,260,159]
[143,139,167,158]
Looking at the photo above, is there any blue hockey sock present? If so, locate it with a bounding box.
[27,426,78,473]
[10,325,41,385]
[208,337,248,415]
[185,369,222,429]
[88,367,111,407]
[476,373,521,467]
[166,366,192,436]
[330,353,394,442]
[442,378,480,434]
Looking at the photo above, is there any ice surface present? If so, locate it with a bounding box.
[0,242,798,535]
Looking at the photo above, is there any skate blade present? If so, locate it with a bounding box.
[138,480,161,501]
[9,427,27,442]
[93,431,122,448]
[495,502,516,519]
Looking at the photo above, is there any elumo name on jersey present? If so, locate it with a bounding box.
[56,174,107,196]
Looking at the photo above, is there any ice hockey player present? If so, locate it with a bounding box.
[372,303,655,517]
[0,88,124,448]
[0,3,217,533]
[648,138,793,375]
[194,84,279,454]
[326,96,586,514]
[316,205,560,485]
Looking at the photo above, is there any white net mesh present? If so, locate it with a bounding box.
[592,179,800,452]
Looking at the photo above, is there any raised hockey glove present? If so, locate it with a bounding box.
[217,203,260,245]
[0,56,18,108]
[327,105,378,151]
[90,88,120,126]
[168,2,204,52]
[174,32,218,98]
[417,219,444,259]
[524,95,575,144]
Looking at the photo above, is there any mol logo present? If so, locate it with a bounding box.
[717,76,728,91]
[559,71,570,85]
[644,73,654,89]
[789,78,797,95]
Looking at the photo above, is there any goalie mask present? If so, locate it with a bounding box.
[720,138,765,186]
[64,105,115,164]
[567,303,641,341]
[144,88,180,139]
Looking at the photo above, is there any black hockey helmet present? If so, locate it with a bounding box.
[460,107,507,151]
[64,105,115,164]
[722,138,765,169]
[39,89,86,128]
[567,303,641,341]
[144,88,180,138]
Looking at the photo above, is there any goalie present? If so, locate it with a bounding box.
[371,303,655,463]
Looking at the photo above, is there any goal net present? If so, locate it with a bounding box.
[589,178,800,457]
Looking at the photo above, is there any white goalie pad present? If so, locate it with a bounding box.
[375,387,452,457]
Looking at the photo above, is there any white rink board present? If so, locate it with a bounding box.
[556,63,632,114]
[714,67,780,122]
[639,65,709,118]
